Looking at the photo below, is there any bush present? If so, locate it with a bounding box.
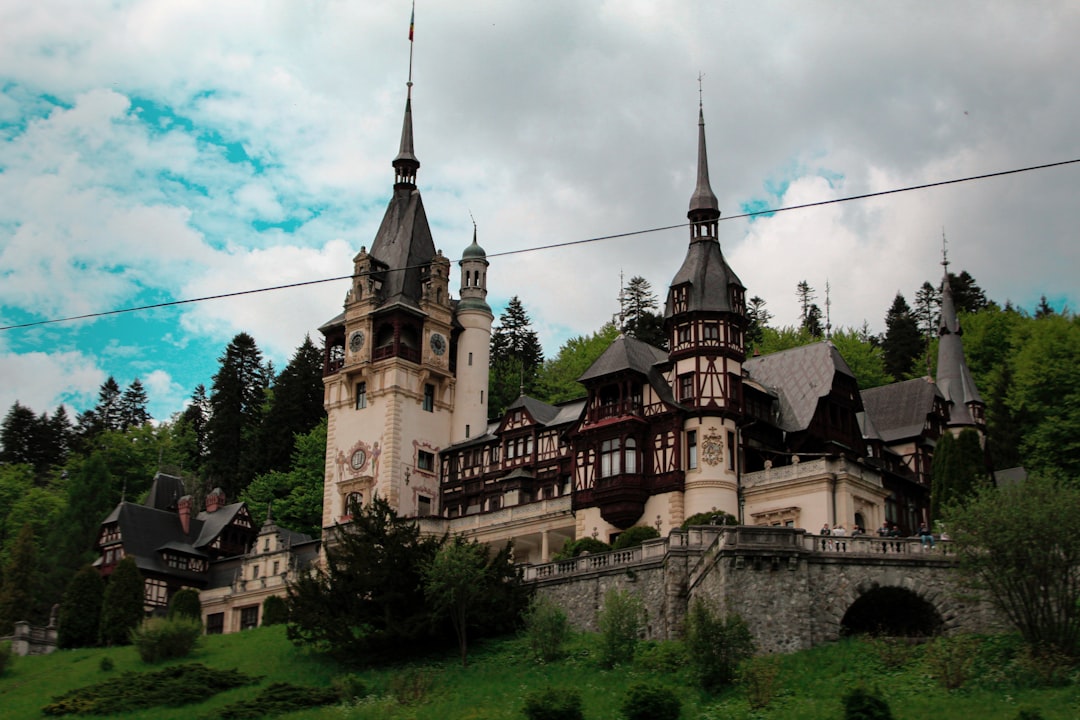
[99,656,114,672]
[522,687,584,720]
[1014,711,1044,720]
[130,616,202,664]
[167,588,201,621]
[681,510,737,529]
[739,655,781,709]
[684,598,755,693]
[261,595,288,626]
[842,685,893,720]
[99,556,144,646]
[598,588,645,668]
[58,565,104,649]
[331,674,369,702]
[0,640,11,676]
[42,663,258,715]
[216,682,339,719]
[620,682,680,720]
[612,526,660,550]
[924,634,979,690]
[389,668,436,705]
[634,640,688,672]
[525,596,570,662]
[553,537,611,560]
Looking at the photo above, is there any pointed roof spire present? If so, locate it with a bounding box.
[393,3,419,187]
[689,81,719,215]
[935,233,983,427]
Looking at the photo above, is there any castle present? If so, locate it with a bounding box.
[91,71,985,631]
[315,78,985,564]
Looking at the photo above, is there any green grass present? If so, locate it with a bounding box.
[1,626,1078,719]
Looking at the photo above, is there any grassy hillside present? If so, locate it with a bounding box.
[2,627,1078,719]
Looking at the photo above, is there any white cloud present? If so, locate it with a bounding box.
[0,350,105,415]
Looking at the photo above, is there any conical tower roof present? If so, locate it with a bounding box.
[936,267,983,426]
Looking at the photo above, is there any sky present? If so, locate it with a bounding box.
[1,1,1078,423]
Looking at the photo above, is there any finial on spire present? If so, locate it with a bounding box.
[825,279,832,341]
[697,72,705,109]
[689,77,720,222]
[941,227,949,272]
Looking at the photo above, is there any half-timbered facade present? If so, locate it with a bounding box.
[316,79,983,562]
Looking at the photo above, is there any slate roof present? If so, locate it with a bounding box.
[936,272,983,425]
[143,473,186,511]
[506,395,561,426]
[367,187,437,312]
[664,240,744,317]
[743,342,856,433]
[861,378,944,443]
[578,334,667,383]
[98,502,207,583]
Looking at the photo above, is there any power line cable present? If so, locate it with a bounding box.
[2,156,1078,332]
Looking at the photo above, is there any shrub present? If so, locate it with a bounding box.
[99,556,144,646]
[739,655,781,709]
[634,640,688,672]
[553,537,611,560]
[1014,711,1044,720]
[924,634,979,690]
[130,616,202,664]
[331,673,369,702]
[58,565,105,649]
[684,598,755,693]
[620,682,680,720]
[598,588,645,668]
[842,685,893,720]
[261,594,288,626]
[216,682,339,719]
[612,526,660,550]
[680,510,737,529]
[0,640,11,676]
[869,637,915,670]
[522,687,584,720]
[525,596,570,662]
[389,668,436,705]
[99,656,114,672]
[167,588,202,621]
[42,663,258,715]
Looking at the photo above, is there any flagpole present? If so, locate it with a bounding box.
[407,0,415,98]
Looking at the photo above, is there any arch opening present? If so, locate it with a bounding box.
[840,586,943,638]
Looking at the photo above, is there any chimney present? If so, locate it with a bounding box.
[178,495,193,535]
[206,487,226,513]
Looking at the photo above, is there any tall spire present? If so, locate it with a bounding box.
[935,233,983,428]
[394,2,419,188]
[688,76,720,242]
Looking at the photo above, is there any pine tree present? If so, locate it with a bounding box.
[796,281,816,325]
[489,297,544,419]
[94,377,123,434]
[58,565,105,648]
[948,271,989,313]
[1035,295,1055,319]
[174,384,210,475]
[118,379,151,429]
[0,402,38,467]
[620,277,665,348]
[205,333,269,498]
[0,523,41,630]
[44,452,115,596]
[802,303,824,338]
[745,296,773,349]
[913,281,940,340]
[882,293,923,380]
[257,335,325,475]
[99,556,144,646]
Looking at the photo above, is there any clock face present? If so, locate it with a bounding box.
[430,332,446,356]
[350,449,367,470]
[349,330,365,353]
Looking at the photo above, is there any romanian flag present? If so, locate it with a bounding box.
[409,2,415,41]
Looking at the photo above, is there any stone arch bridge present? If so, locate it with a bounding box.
[527,526,1005,653]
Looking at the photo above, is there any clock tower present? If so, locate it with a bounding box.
[319,78,468,529]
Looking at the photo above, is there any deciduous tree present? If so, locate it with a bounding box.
[946,475,1080,657]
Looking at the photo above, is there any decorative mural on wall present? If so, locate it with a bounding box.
[701,427,724,467]
[334,437,380,520]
